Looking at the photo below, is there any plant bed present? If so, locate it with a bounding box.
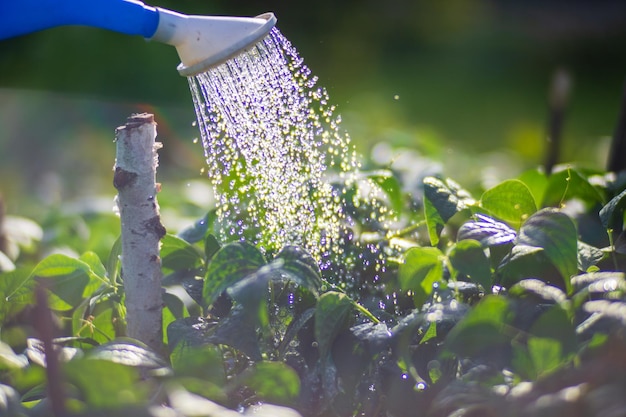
[1,116,626,417]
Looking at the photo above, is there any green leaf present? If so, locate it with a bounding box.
[457,214,517,247]
[528,336,564,378]
[599,188,626,230]
[273,246,322,296]
[237,361,300,405]
[106,235,122,285]
[204,234,221,261]
[31,254,103,311]
[63,359,145,408]
[178,214,210,243]
[449,240,492,290]
[423,176,475,245]
[398,246,444,308]
[161,234,204,271]
[542,168,604,207]
[444,295,511,357]
[480,179,537,228]
[517,208,578,293]
[315,291,354,359]
[170,343,225,385]
[518,168,548,208]
[202,242,266,308]
[529,305,576,356]
[577,241,605,272]
[87,339,169,371]
[368,170,404,213]
[0,268,34,324]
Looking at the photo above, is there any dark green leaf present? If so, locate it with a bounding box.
[274,246,322,296]
[204,234,221,261]
[517,208,578,293]
[509,279,567,305]
[315,291,354,359]
[480,179,537,228]
[444,296,511,357]
[457,214,516,247]
[529,305,576,356]
[161,234,204,271]
[423,176,475,245]
[577,241,605,272]
[398,246,444,308]
[449,239,492,290]
[599,188,626,230]
[202,242,266,308]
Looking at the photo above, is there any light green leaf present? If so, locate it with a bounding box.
[31,254,102,311]
[398,246,444,308]
[480,179,537,228]
[237,361,300,405]
[528,337,564,377]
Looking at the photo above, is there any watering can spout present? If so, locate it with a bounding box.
[0,0,276,76]
[150,8,276,77]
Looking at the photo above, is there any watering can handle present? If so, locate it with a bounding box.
[0,0,159,40]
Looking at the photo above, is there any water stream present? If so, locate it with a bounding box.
[188,28,383,262]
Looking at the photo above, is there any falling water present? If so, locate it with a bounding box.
[188,28,380,262]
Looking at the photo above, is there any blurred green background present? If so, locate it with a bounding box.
[1,0,625,215]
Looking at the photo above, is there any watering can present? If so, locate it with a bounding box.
[0,0,276,76]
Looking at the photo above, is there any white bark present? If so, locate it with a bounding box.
[114,113,164,352]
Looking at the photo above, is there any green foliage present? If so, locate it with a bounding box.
[2,152,626,417]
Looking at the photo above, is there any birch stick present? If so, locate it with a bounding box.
[114,113,165,352]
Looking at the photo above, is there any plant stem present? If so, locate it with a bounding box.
[114,113,165,352]
[34,283,65,417]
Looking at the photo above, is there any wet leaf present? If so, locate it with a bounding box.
[480,179,537,228]
[315,291,354,360]
[274,245,322,296]
[202,242,266,308]
[457,214,517,247]
[178,213,210,243]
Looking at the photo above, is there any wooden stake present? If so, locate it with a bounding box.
[114,113,165,352]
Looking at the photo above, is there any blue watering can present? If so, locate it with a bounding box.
[0,0,276,75]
